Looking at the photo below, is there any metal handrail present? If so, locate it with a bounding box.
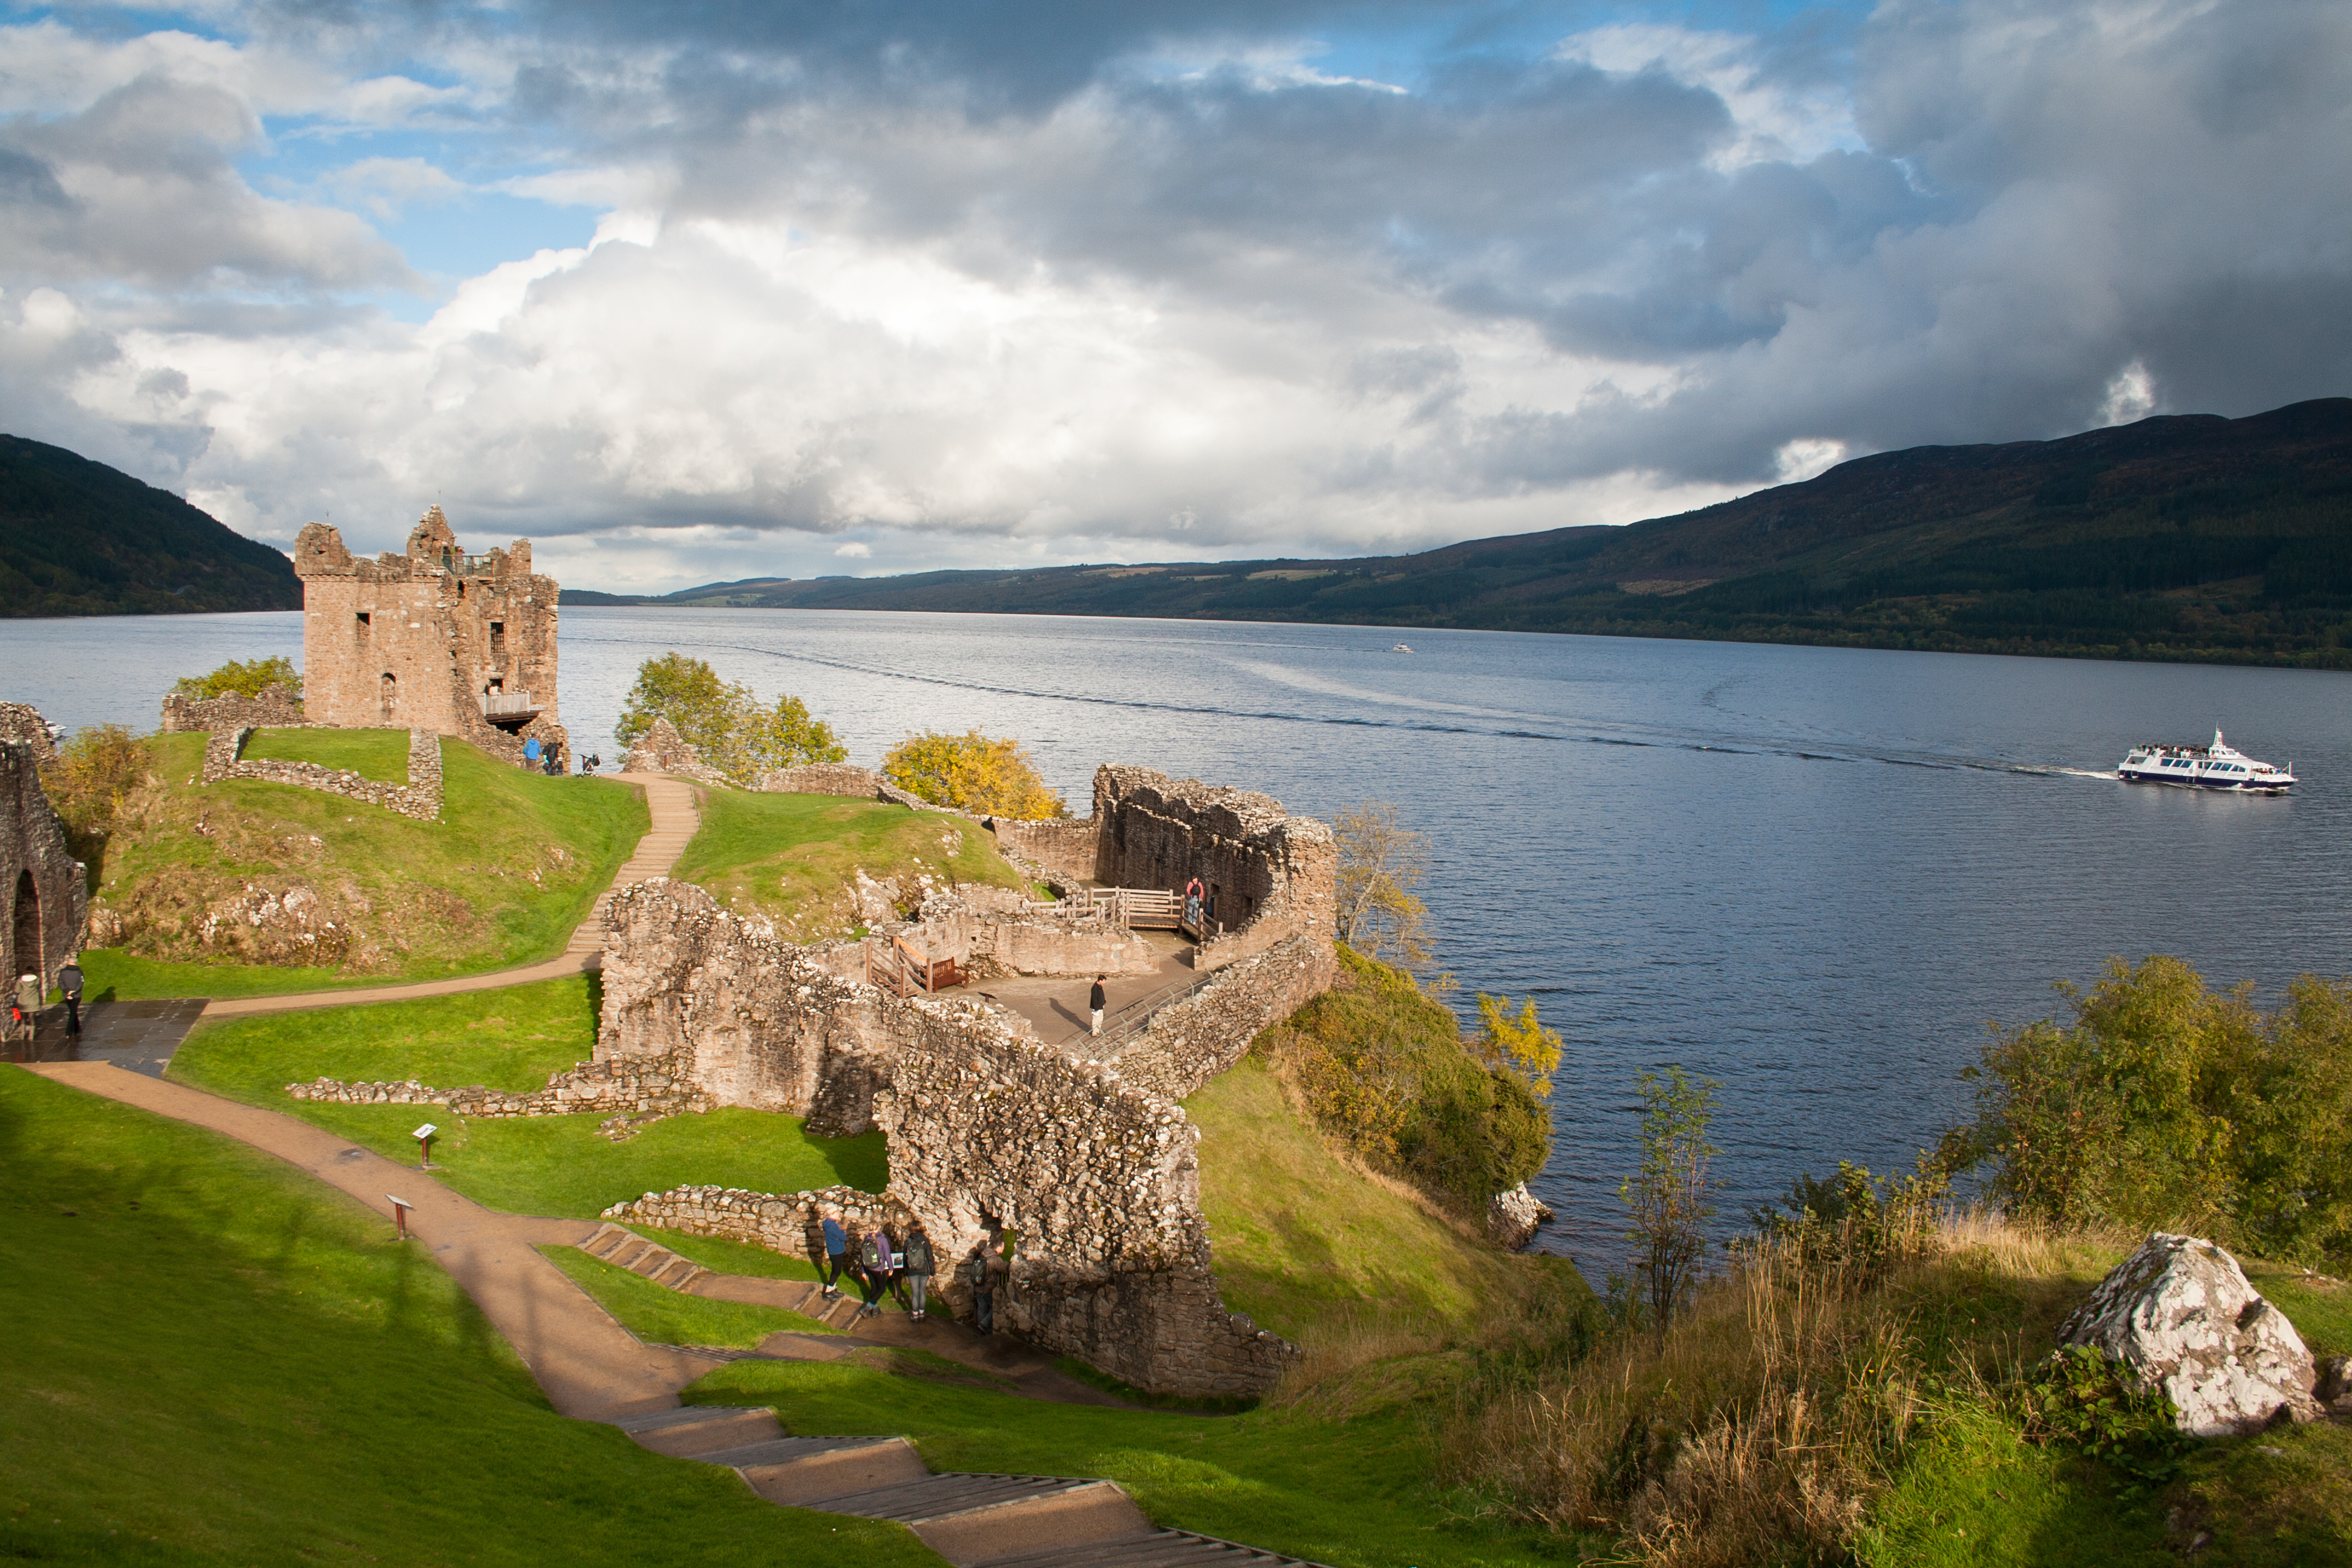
[1089,968,1220,1054]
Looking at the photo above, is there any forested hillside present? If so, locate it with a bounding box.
[580,399,2352,667]
[0,435,299,616]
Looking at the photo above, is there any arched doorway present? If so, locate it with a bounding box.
[12,869,39,986]
[379,672,398,724]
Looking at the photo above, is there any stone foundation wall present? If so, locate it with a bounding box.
[1,733,88,992]
[895,890,1155,979]
[202,726,443,821]
[160,685,305,733]
[286,1051,714,1139]
[758,763,881,796]
[606,1183,906,1267]
[991,818,1100,884]
[1107,933,1339,1103]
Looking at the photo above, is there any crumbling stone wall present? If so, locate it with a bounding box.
[161,685,304,733]
[293,505,569,766]
[1090,767,1336,969]
[759,763,881,796]
[619,717,730,786]
[606,1183,900,1265]
[202,727,443,822]
[1,729,87,991]
[894,884,1155,979]
[287,1051,713,1140]
[991,819,1100,884]
[1104,933,1338,1102]
[0,704,59,759]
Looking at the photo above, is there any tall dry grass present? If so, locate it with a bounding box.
[1445,1206,2105,1566]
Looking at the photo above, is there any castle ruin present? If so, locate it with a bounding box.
[293,506,568,766]
[0,705,88,1003]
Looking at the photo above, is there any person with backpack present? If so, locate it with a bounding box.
[903,1224,935,1321]
[962,1243,994,1334]
[818,1211,851,1299]
[855,1226,889,1316]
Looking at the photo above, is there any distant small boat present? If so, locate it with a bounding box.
[2118,729,2296,792]
[1391,642,1413,653]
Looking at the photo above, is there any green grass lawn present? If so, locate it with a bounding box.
[168,977,888,1219]
[85,732,648,996]
[0,1066,935,1568]
[691,1355,1583,1568]
[671,788,1031,941]
[240,724,413,783]
[1187,1050,1573,1345]
[542,1245,839,1347]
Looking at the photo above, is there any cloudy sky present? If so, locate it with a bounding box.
[1,0,2345,591]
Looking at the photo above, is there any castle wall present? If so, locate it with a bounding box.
[757,763,883,796]
[2,734,88,992]
[161,686,305,733]
[1104,933,1339,1103]
[990,818,1100,885]
[293,508,566,765]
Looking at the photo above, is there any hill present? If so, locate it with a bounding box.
[584,399,2352,667]
[0,434,300,615]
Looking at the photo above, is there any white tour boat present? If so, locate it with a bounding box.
[2118,730,2296,793]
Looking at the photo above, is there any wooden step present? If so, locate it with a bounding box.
[913,1480,1154,1566]
[973,1529,1320,1567]
[817,1472,1108,1525]
[714,1436,932,1504]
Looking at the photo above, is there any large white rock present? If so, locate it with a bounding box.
[2059,1232,2323,1437]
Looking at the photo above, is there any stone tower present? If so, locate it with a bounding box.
[292,506,569,766]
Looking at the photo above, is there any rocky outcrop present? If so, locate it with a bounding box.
[2059,1233,2324,1436]
[620,717,730,786]
[1487,1183,1555,1250]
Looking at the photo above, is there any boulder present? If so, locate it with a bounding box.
[2318,1354,2352,1415]
[1487,1182,1555,1250]
[2058,1232,2323,1436]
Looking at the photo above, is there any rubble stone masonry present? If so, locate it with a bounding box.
[2,720,88,993]
[161,685,305,733]
[203,727,444,822]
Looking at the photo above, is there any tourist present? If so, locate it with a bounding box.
[1184,877,1203,930]
[1089,974,1106,1036]
[903,1224,935,1321]
[962,1244,994,1334]
[855,1227,889,1316]
[58,955,84,1040]
[818,1210,850,1298]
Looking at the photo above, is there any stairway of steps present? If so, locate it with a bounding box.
[578,1224,871,1329]
[611,1405,1330,1568]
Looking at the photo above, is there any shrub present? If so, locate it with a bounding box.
[1947,954,2352,1263]
[1622,1066,1721,1333]
[879,730,1065,818]
[613,653,846,786]
[1332,802,1434,972]
[2012,1344,2192,1488]
[172,655,301,701]
[1267,946,1550,1211]
[38,724,151,879]
[1746,1158,1950,1292]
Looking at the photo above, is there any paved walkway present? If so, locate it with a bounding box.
[198,771,701,1021]
[970,933,1200,1054]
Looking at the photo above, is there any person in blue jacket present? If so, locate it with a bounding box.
[819,1212,850,1299]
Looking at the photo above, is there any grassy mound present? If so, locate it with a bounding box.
[169,977,887,1218]
[670,789,1033,939]
[0,1067,934,1567]
[541,1245,839,1347]
[83,731,648,996]
[238,725,412,783]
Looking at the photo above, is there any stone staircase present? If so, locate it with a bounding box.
[611,1405,1328,1567]
[579,1224,868,1329]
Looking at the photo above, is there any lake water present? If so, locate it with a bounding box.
[9,607,2351,1271]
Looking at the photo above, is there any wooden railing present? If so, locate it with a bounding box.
[867,933,964,997]
[1079,887,1181,930]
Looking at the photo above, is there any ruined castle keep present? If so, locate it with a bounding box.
[591,765,1340,1396]
[293,506,568,765]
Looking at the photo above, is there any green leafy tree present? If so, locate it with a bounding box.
[1622,1066,1721,1333]
[880,730,1066,818]
[172,655,301,701]
[1949,954,2352,1261]
[613,653,846,786]
[1333,802,1434,972]
[1472,993,1562,1098]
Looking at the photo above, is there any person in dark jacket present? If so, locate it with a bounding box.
[819,1212,850,1298]
[855,1227,889,1316]
[903,1224,935,1321]
[58,956,84,1039]
[962,1244,994,1334]
[1089,975,1106,1036]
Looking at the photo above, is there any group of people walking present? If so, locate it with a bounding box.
[815,1209,1018,1331]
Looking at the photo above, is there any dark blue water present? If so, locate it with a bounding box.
[10,607,2351,1269]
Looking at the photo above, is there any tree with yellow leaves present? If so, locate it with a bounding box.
[880,730,1067,818]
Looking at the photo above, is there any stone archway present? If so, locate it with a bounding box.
[379,672,398,725]
[11,869,38,986]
